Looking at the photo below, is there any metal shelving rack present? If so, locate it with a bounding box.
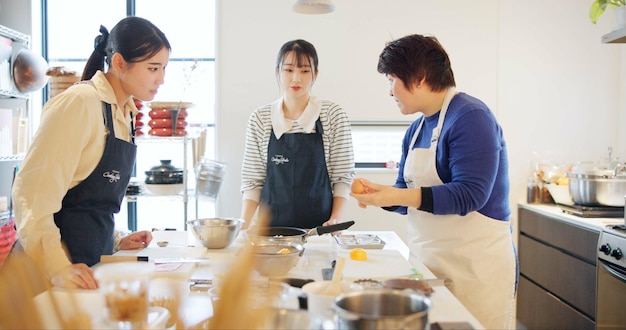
[125,134,198,231]
[0,24,31,99]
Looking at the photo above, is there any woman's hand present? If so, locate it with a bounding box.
[50,263,98,290]
[351,178,417,208]
[322,218,344,236]
[118,230,153,250]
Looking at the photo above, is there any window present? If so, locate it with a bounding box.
[351,122,408,168]
[44,0,216,231]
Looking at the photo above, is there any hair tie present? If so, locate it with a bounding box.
[93,25,110,56]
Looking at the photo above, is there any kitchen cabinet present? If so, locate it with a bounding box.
[517,207,599,330]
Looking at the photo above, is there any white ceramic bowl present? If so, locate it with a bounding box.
[144,183,184,195]
[546,183,574,205]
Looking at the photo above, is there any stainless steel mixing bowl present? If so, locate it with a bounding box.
[187,218,244,249]
[253,242,305,277]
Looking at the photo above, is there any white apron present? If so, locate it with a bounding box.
[405,88,516,329]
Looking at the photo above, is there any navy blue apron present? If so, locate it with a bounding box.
[54,102,136,266]
[260,119,333,228]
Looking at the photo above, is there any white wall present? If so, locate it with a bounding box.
[215,0,623,241]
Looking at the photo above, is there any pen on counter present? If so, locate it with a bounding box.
[100,255,149,263]
[99,255,210,264]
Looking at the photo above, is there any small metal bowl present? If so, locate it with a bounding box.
[187,218,244,249]
[156,241,169,248]
[253,242,305,277]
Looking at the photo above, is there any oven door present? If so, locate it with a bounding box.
[597,258,626,329]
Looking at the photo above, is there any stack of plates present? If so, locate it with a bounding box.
[133,98,145,137]
[146,102,194,137]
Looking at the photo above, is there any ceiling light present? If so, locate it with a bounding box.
[292,0,336,14]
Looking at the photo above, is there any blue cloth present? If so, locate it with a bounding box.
[389,93,510,221]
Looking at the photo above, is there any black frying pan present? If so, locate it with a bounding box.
[247,220,355,244]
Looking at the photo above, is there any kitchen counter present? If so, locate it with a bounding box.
[516,203,617,329]
[518,203,623,232]
[34,230,483,329]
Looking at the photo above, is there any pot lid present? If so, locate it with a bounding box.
[145,160,183,174]
[569,161,626,178]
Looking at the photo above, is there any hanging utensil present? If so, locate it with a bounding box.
[169,108,180,136]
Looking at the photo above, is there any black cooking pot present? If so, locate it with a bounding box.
[145,160,184,184]
[246,220,355,245]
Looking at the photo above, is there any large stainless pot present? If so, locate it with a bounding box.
[567,163,626,207]
[333,290,431,329]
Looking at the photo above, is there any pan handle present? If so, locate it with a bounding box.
[312,220,355,236]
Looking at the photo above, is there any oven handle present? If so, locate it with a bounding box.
[599,258,626,282]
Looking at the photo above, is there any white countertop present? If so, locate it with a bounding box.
[34,230,483,329]
[518,203,623,232]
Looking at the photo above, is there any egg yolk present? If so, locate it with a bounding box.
[350,248,367,261]
[277,248,291,254]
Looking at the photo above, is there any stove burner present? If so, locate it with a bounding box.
[606,224,626,232]
[558,203,624,218]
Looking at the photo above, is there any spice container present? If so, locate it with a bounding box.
[527,177,540,204]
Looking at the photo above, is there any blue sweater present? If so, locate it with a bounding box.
[389,93,510,221]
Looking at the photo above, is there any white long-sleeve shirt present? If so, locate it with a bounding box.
[241,96,355,203]
[12,71,137,278]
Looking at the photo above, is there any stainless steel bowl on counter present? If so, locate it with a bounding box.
[187,218,244,249]
[253,242,305,277]
[567,162,626,206]
[333,289,431,330]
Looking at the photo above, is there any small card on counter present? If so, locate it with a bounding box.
[334,234,386,249]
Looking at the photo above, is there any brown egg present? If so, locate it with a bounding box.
[351,180,366,194]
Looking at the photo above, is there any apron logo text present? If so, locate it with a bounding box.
[103,170,121,183]
[271,155,289,165]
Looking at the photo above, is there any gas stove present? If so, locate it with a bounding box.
[598,224,626,268]
[597,224,626,329]
[557,203,624,218]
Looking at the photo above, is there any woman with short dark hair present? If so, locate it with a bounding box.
[352,34,517,329]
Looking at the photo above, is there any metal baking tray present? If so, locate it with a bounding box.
[334,234,386,249]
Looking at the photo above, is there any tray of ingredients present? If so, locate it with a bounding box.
[334,234,386,249]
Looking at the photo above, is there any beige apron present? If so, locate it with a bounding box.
[404,88,516,329]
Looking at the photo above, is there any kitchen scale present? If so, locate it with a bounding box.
[557,203,625,218]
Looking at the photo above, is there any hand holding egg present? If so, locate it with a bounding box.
[351,178,369,208]
[351,179,367,194]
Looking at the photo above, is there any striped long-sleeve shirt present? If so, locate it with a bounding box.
[241,96,355,203]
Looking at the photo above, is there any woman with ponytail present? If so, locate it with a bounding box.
[11,16,171,289]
